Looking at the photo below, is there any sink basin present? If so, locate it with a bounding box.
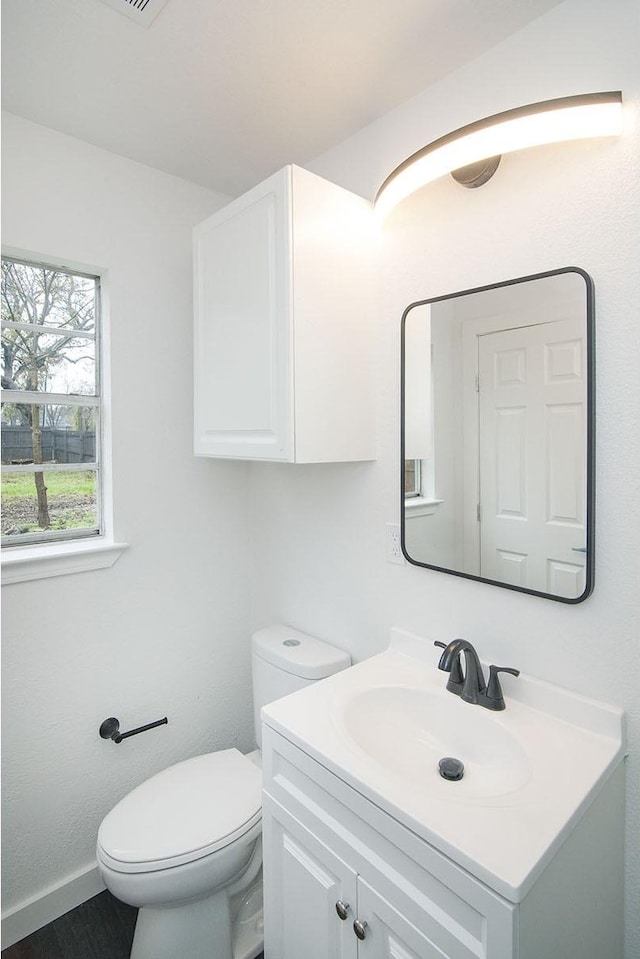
[339,684,531,800]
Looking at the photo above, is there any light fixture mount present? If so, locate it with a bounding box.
[451,155,501,188]
[375,91,622,218]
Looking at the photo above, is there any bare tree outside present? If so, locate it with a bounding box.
[1,258,99,542]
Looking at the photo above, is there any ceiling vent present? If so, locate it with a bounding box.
[97,0,170,28]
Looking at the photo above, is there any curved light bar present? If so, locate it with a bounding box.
[375,92,623,219]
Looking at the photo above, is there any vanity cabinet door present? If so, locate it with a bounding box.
[193,163,375,462]
[263,795,358,959]
[356,877,481,959]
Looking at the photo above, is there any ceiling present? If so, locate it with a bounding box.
[2,0,564,197]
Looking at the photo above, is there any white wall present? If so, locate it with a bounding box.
[1,114,255,935]
[248,1,640,956]
[404,301,460,570]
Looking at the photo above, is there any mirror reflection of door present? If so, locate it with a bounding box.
[476,317,586,598]
[402,269,593,603]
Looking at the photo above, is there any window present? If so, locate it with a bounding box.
[404,458,422,498]
[403,456,443,517]
[1,256,102,548]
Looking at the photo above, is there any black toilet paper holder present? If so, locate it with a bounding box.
[99,716,168,744]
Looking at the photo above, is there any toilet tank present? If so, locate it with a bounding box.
[251,625,351,748]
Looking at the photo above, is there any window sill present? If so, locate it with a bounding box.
[404,496,444,518]
[1,539,128,585]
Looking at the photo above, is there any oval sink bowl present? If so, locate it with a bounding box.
[339,685,531,801]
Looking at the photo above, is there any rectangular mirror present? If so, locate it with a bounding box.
[401,268,594,603]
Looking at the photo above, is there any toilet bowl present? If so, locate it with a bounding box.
[97,749,264,959]
[96,626,351,959]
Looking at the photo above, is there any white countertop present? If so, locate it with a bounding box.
[262,627,625,902]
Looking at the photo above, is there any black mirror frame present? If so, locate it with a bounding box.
[400,266,595,604]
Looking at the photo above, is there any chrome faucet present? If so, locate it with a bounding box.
[435,639,519,711]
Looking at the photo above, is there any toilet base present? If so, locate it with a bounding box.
[131,890,231,959]
[129,876,263,959]
[231,876,264,959]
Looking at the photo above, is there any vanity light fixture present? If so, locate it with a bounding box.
[375,91,623,219]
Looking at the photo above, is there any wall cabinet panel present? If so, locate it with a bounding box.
[194,165,375,462]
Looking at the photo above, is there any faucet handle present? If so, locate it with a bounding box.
[486,666,520,710]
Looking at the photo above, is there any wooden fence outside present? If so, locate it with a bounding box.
[1,426,96,465]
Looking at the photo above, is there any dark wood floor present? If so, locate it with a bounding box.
[2,892,137,959]
[2,891,264,959]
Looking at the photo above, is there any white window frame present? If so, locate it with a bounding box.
[404,456,444,517]
[1,248,126,584]
[404,458,422,499]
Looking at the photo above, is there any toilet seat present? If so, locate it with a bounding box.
[97,749,262,874]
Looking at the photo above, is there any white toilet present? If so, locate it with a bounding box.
[96,625,350,959]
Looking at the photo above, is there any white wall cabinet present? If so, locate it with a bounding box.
[262,726,624,959]
[193,165,375,462]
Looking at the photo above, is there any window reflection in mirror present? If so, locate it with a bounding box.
[401,268,594,603]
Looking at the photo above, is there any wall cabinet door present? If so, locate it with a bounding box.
[194,167,291,460]
[193,164,375,462]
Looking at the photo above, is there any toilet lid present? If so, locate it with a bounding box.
[97,749,262,873]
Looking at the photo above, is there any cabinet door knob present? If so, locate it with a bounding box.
[335,900,350,920]
[353,919,368,940]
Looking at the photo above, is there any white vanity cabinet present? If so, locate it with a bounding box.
[262,724,624,959]
[262,728,515,959]
[264,799,486,959]
[193,165,375,462]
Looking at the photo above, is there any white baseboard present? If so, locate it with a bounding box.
[1,862,106,950]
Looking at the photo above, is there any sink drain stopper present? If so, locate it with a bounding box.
[438,757,464,781]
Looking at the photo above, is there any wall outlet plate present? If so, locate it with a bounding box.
[386,523,404,565]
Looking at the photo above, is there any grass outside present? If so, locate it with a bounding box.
[1,469,97,536]
[2,469,96,499]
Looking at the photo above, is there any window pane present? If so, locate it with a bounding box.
[1,329,96,394]
[2,404,97,465]
[1,260,95,333]
[1,258,97,396]
[1,469,98,539]
[404,459,417,496]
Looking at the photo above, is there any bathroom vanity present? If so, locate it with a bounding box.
[261,629,625,958]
